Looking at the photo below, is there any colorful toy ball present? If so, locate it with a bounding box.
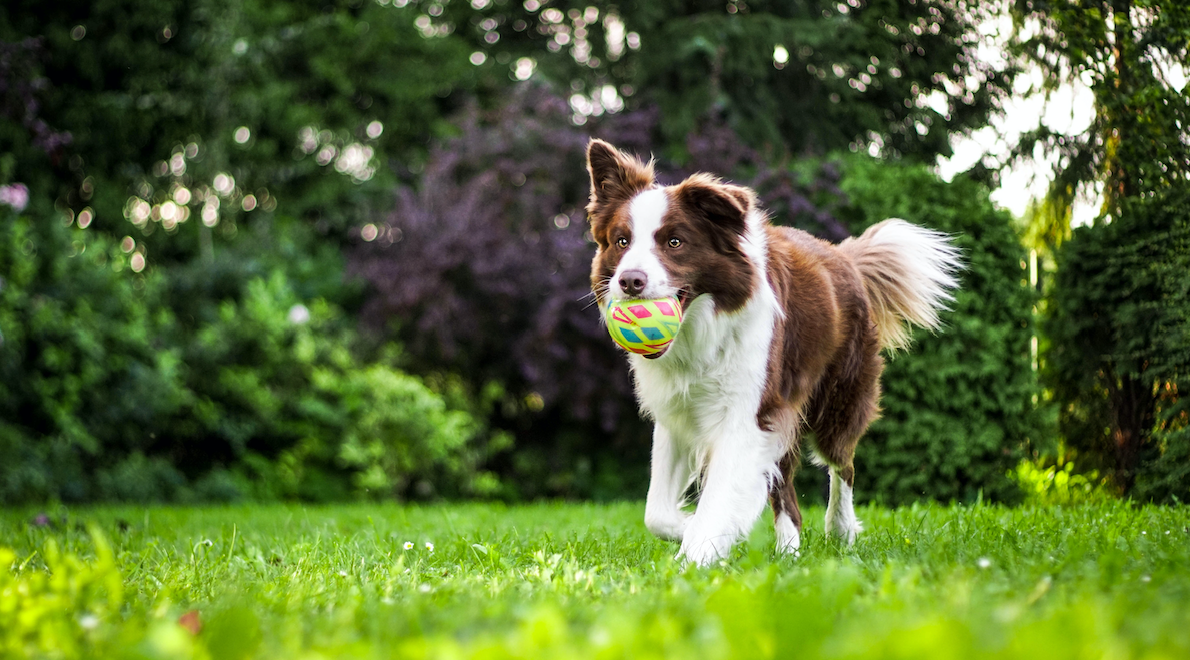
[605,297,684,357]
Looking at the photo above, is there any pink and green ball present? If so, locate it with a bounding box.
[605,297,684,356]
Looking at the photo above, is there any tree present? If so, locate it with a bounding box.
[437,0,1016,161]
[1010,0,1190,495]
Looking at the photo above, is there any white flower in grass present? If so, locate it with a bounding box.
[403,541,414,550]
[977,557,991,569]
[425,542,434,552]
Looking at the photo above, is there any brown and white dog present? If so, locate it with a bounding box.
[585,140,961,565]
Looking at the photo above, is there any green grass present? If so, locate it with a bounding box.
[3,501,1189,659]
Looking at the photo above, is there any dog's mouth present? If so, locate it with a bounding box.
[676,287,694,312]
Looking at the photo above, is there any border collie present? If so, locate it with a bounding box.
[585,139,961,565]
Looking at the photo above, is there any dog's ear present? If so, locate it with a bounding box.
[673,174,753,251]
[586,139,654,213]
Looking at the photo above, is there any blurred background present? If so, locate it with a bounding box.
[0,0,1186,506]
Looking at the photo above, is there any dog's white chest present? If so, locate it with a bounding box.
[630,293,777,447]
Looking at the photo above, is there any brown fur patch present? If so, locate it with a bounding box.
[768,451,803,530]
[661,175,756,314]
[760,226,884,524]
[586,139,655,239]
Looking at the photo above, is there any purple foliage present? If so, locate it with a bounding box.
[0,38,73,157]
[351,84,848,489]
[354,86,630,433]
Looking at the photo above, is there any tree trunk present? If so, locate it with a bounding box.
[1107,370,1155,493]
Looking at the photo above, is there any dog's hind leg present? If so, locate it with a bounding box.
[769,451,802,556]
[825,465,862,544]
[810,339,882,546]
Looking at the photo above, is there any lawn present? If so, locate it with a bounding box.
[2,501,1189,659]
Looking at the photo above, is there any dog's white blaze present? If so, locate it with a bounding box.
[612,188,673,301]
[774,513,801,556]
[825,468,863,545]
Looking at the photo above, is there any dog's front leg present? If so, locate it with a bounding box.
[644,424,693,542]
[678,424,776,566]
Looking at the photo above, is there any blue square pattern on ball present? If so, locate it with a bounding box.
[641,326,665,341]
[620,328,642,344]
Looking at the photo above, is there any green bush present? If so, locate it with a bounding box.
[178,272,499,502]
[0,205,186,502]
[0,204,498,503]
[822,157,1043,505]
[1045,186,1190,500]
[1014,453,1110,506]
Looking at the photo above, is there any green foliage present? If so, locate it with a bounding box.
[2,502,1190,658]
[834,157,1043,504]
[1136,391,1190,503]
[1009,0,1190,220]
[0,530,123,658]
[0,204,496,503]
[171,272,497,502]
[617,0,1013,161]
[433,0,1015,161]
[1014,453,1110,506]
[0,206,184,502]
[1044,185,1190,498]
[0,0,481,244]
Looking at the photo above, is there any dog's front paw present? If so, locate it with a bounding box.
[644,510,690,542]
[676,525,733,567]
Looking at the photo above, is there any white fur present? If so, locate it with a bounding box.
[869,219,962,316]
[632,205,786,566]
[858,218,963,350]
[774,513,801,556]
[644,424,695,541]
[824,467,862,545]
[612,188,673,301]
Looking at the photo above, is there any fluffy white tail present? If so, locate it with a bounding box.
[838,219,962,351]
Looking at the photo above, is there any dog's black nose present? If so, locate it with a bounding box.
[619,269,648,296]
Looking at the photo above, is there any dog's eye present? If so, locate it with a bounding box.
[616,237,629,248]
[668,237,682,248]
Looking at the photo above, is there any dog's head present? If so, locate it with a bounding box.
[585,139,758,320]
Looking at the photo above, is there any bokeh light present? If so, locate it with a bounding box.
[213,173,235,196]
[773,45,789,69]
[201,201,219,227]
[334,143,375,181]
[287,304,311,325]
[514,57,536,80]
